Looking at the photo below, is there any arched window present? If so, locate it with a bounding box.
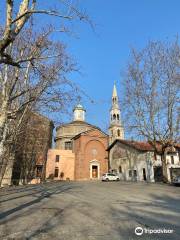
[117,114,119,121]
[111,130,113,136]
[113,114,116,120]
[119,166,122,173]
[117,129,120,137]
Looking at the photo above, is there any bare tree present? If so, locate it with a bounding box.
[123,40,180,180]
[0,25,78,184]
[0,1,91,185]
[0,0,90,67]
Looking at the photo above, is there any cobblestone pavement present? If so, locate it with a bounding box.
[0,181,180,240]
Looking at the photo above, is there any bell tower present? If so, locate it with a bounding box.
[109,83,124,144]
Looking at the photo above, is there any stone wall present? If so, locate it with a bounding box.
[109,142,155,182]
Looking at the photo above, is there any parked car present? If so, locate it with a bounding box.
[102,173,120,181]
[172,176,180,186]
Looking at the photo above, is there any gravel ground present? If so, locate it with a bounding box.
[0,181,180,240]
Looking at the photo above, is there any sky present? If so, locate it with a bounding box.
[1,0,180,135]
[51,0,180,134]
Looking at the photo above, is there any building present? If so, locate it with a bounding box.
[109,83,124,145]
[107,84,180,183]
[46,149,75,181]
[46,104,108,180]
[107,139,156,182]
[55,104,97,150]
[11,112,54,185]
[161,145,180,182]
[107,139,180,183]
[72,128,108,180]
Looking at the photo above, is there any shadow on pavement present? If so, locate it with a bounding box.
[0,182,79,222]
[109,193,180,240]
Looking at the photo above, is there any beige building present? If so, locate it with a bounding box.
[46,149,75,180]
[162,145,180,182]
[107,139,155,182]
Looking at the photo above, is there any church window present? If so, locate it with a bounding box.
[117,114,119,121]
[119,166,122,173]
[54,167,59,177]
[113,114,116,120]
[129,170,132,177]
[111,130,113,136]
[55,155,60,162]
[117,129,120,137]
[65,141,72,150]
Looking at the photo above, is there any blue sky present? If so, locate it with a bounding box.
[53,0,180,134]
[1,0,180,135]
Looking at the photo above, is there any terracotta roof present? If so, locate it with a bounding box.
[107,139,156,152]
[72,128,108,140]
[107,139,180,153]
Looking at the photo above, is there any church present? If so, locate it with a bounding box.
[46,83,124,181]
[46,83,180,182]
[2,84,179,186]
[46,105,109,180]
[46,105,109,181]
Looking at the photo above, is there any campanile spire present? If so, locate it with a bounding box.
[109,82,124,144]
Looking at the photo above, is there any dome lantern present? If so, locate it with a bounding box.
[73,104,86,121]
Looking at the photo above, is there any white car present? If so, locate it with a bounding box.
[172,176,180,186]
[102,173,120,181]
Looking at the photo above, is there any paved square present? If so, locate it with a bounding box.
[0,181,179,240]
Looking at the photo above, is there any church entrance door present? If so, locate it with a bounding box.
[92,165,98,178]
[90,160,100,179]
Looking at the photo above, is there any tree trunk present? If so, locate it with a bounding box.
[0,133,9,186]
[162,151,168,183]
[0,101,9,186]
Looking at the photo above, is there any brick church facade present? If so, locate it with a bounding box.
[73,128,108,180]
[46,84,124,181]
[46,105,108,180]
